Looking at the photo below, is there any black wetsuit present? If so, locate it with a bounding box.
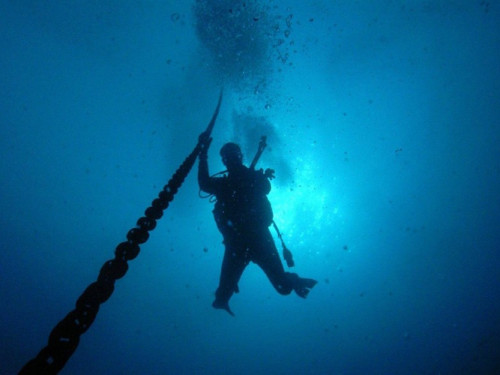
[198,155,309,308]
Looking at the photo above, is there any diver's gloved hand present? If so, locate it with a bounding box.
[198,131,212,158]
[263,168,275,180]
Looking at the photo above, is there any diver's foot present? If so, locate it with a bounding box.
[212,300,235,317]
[294,278,318,299]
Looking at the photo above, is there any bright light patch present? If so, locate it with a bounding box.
[270,154,342,249]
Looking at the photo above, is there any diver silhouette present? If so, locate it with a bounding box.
[198,132,317,316]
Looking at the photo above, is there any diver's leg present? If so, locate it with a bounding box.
[251,229,295,295]
[213,244,248,315]
[252,228,317,298]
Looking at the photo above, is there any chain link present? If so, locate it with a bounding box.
[19,144,202,375]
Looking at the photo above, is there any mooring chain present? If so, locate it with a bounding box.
[19,144,202,375]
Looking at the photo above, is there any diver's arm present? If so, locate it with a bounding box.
[252,169,271,195]
[198,152,215,193]
[262,173,271,195]
[198,134,217,194]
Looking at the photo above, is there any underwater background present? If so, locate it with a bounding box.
[1,1,499,374]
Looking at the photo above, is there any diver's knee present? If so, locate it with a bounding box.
[275,283,293,295]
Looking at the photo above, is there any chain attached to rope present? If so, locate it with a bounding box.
[19,89,223,375]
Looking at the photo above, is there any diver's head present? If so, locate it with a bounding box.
[220,142,243,170]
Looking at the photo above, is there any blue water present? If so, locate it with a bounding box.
[1,1,499,374]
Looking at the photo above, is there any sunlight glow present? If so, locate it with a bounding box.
[270,154,342,248]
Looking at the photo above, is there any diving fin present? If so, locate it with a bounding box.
[295,278,318,299]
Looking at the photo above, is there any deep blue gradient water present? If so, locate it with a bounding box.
[1,1,499,374]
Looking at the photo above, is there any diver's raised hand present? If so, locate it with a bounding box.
[198,131,212,156]
[264,168,275,180]
[198,131,212,145]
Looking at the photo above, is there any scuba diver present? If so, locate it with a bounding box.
[198,132,317,316]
